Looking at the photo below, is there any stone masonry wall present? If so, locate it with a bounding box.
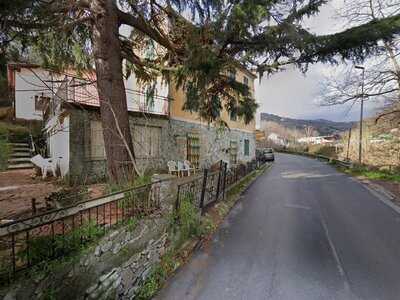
[68,108,171,182]
[167,118,256,169]
[1,174,176,300]
[68,107,256,181]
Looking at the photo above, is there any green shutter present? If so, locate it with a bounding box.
[244,139,249,156]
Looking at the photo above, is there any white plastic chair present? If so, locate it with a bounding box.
[183,160,195,176]
[31,154,57,179]
[177,161,186,177]
[167,161,179,177]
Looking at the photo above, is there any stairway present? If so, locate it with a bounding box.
[7,142,34,170]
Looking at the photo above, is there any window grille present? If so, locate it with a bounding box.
[230,141,238,165]
[187,133,200,168]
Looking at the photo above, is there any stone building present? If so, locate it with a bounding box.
[43,66,257,182]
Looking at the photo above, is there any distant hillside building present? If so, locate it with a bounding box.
[297,135,339,145]
[267,133,287,146]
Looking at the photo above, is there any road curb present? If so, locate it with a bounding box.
[153,162,274,298]
[349,177,400,215]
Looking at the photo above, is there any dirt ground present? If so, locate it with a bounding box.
[0,169,107,222]
[373,180,400,206]
[0,169,59,221]
[355,175,400,207]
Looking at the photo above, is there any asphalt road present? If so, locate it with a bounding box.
[156,153,400,300]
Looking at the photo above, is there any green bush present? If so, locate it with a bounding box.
[107,174,152,193]
[174,194,202,240]
[135,251,176,300]
[345,166,400,182]
[0,107,13,121]
[308,144,337,158]
[17,221,103,267]
[0,121,30,142]
[0,137,10,170]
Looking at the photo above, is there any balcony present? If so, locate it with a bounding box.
[55,76,170,116]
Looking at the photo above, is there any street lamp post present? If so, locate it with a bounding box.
[355,65,365,165]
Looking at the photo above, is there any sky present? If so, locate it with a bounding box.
[254,0,381,126]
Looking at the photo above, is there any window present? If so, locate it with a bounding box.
[35,95,50,111]
[229,141,238,165]
[230,109,237,121]
[132,125,161,158]
[244,139,250,156]
[187,134,200,168]
[90,121,105,159]
[228,70,236,81]
[145,84,156,112]
[243,76,249,86]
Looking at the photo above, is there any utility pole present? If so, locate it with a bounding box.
[355,65,365,165]
[346,127,352,161]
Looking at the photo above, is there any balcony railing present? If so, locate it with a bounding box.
[45,77,171,116]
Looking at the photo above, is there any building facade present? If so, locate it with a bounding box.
[168,67,257,170]
[27,64,257,181]
[7,63,55,121]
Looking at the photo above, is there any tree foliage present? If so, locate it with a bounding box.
[1,0,400,182]
[2,0,400,124]
[319,0,400,117]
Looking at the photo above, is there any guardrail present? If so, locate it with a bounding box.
[278,150,353,168]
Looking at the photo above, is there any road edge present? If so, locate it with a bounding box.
[149,162,273,299]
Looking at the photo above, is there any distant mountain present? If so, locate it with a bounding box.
[260,113,354,136]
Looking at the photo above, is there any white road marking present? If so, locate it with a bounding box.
[315,198,362,300]
[284,203,311,210]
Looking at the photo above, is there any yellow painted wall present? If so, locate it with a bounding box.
[169,68,256,132]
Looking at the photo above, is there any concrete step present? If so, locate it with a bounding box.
[8,157,32,163]
[12,147,31,152]
[8,143,29,147]
[7,163,34,170]
[10,152,31,158]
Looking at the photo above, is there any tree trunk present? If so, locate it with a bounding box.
[91,0,136,183]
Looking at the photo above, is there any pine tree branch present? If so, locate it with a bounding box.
[117,9,178,53]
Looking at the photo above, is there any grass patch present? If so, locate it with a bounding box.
[135,251,178,300]
[0,121,30,141]
[135,164,269,300]
[0,107,13,121]
[0,137,10,170]
[227,165,264,196]
[342,166,400,182]
[308,144,337,159]
[16,221,103,269]
[107,174,152,193]
[0,218,136,286]
[169,193,206,249]
[126,217,138,232]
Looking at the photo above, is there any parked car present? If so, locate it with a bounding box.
[256,148,275,162]
[263,148,275,161]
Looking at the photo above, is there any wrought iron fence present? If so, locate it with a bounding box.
[175,159,264,217]
[0,180,163,284]
[0,160,265,285]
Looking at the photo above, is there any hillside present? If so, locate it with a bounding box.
[260,113,354,136]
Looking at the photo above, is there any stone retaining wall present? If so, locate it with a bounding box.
[1,175,176,300]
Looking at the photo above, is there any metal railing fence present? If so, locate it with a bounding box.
[0,180,163,284]
[175,159,264,217]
